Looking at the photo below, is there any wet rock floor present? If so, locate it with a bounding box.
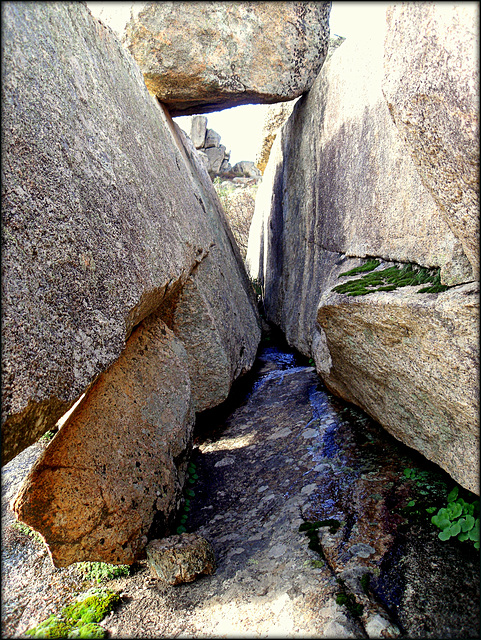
[2,335,480,638]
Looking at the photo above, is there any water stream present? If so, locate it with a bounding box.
[2,332,479,638]
[190,332,480,638]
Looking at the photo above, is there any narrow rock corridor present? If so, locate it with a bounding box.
[3,333,478,638]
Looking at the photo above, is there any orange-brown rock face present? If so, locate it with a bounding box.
[12,315,194,567]
[87,1,331,116]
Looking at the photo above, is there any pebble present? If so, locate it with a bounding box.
[301,483,318,495]
[214,456,235,467]
[348,543,376,558]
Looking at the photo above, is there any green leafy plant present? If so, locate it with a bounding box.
[400,467,448,522]
[40,429,57,443]
[74,562,129,583]
[430,486,480,549]
[25,588,120,638]
[402,467,442,496]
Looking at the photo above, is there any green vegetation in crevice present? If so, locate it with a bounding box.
[12,520,45,546]
[338,259,381,277]
[40,428,57,443]
[399,466,447,523]
[335,577,364,618]
[400,468,480,550]
[360,572,371,595]
[333,260,450,297]
[298,519,342,565]
[251,277,263,302]
[25,588,120,638]
[251,277,267,322]
[176,461,199,534]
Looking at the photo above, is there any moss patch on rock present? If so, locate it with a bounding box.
[74,561,130,583]
[333,261,449,296]
[25,588,120,638]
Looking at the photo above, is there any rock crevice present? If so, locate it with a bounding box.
[246,4,479,493]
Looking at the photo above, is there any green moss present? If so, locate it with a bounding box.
[75,623,106,638]
[74,562,129,583]
[25,615,72,638]
[360,573,370,595]
[62,590,120,624]
[333,260,450,297]
[25,589,120,639]
[338,259,380,277]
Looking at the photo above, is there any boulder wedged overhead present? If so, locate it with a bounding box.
[88,1,331,116]
[4,2,260,564]
[382,3,479,280]
[246,5,478,492]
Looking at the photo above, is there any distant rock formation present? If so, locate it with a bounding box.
[246,5,478,493]
[186,115,262,183]
[87,1,331,116]
[3,2,260,566]
[214,180,259,262]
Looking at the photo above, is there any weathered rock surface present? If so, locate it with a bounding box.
[314,280,479,495]
[2,2,260,466]
[167,122,261,410]
[214,180,259,261]
[246,5,478,492]
[146,533,216,585]
[255,100,297,174]
[383,3,479,280]
[182,116,263,183]
[190,115,208,149]
[88,1,331,116]
[4,2,260,565]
